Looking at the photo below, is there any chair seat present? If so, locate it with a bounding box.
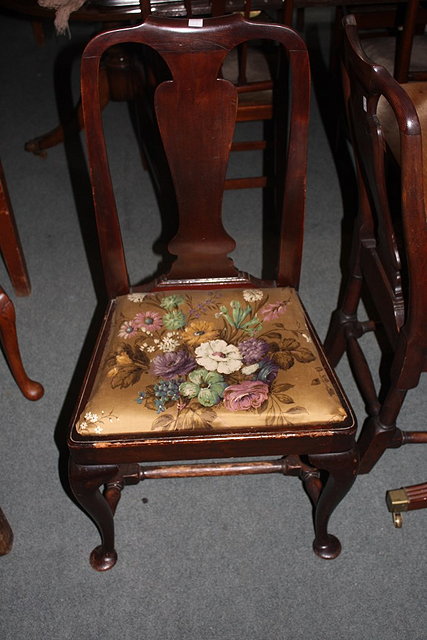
[362,34,427,77]
[76,286,348,438]
[378,81,427,197]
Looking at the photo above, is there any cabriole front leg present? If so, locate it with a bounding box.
[69,459,120,571]
[309,448,358,559]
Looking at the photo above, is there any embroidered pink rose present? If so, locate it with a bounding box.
[223,381,269,411]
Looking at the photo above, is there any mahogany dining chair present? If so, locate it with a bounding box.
[66,13,358,570]
[325,15,427,480]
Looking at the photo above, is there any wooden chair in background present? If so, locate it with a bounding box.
[324,15,427,517]
[336,0,427,82]
[0,160,44,556]
[67,14,357,571]
[0,160,44,401]
[139,0,295,194]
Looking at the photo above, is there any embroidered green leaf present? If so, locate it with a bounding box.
[291,347,316,363]
[131,343,151,368]
[267,411,290,427]
[272,351,294,370]
[143,385,158,411]
[110,365,143,389]
[285,406,309,414]
[152,413,175,430]
[274,382,294,392]
[281,338,300,351]
[271,384,295,404]
[175,406,216,431]
[256,402,269,414]
[262,331,282,340]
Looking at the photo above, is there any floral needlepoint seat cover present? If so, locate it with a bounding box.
[77,287,348,436]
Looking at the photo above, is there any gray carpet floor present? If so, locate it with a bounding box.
[0,8,425,640]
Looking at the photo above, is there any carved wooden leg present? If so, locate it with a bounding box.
[0,161,31,296]
[69,460,120,571]
[309,448,358,559]
[0,287,44,400]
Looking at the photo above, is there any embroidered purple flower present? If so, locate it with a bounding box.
[238,338,270,365]
[259,300,288,322]
[150,349,196,379]
[223,380,269,411]
[134,310,163,333]
[255,358,280,384]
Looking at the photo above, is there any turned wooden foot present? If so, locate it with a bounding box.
[309,448,358,559]
[90,545,118,571]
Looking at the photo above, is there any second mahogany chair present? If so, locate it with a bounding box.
[325,15,427,476]
[67,14,357,571]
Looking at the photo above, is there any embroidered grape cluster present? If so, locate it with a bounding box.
[153,380,181,413]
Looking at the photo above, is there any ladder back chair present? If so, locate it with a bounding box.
[336,0,427,83]
[68,13,357,571]
[325,14,427,477]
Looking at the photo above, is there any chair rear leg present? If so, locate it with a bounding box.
[309,448,358,559]
[357,385,407,473]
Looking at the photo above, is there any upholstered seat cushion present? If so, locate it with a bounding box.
[377,82,427,197]
[76,287,348,436]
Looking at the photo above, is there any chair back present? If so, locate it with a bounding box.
[80,14,310,297]
[342,14,427,381]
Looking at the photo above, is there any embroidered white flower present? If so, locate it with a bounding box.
[158,331,181,352]
[243,289,264,302]
[195,339,243,374]
[128,293,147,302]
[241,363,259,375]
[84,412,99,423]
[78,409,118,434]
